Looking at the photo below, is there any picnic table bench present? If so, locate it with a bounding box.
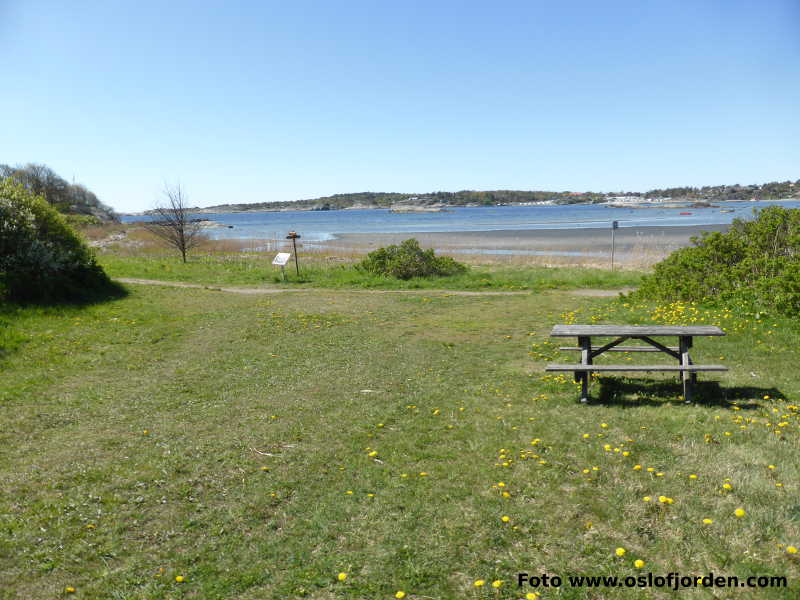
[544,325,728,403]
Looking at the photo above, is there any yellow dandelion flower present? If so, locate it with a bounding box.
[703,518,713,525]
[722,483,733,490]
[615,547,626,557]
[175,576,185,583]
[634,559,645,568]
[787,546,798,554]
[689,474,698,479]
[633,464,642,471]
[526,593,540,600]
[501,515,510,523]
[395,591,406,599]
[491,579,503,588]
[600,423,608,428]
[65,587,76,594]
[643,496,652,502]
[474,579,485,587]
[734,508,746,518]
[646,467,655,472]
[368,451,378,457]
[337,572,348,581]
[768,465,776,470]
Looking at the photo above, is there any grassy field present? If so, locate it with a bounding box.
[1,280,799,599]
[97,253,643,292]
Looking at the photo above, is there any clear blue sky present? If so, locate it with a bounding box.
[2,0,798,212]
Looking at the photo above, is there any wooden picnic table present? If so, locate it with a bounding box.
[545,325,728,403]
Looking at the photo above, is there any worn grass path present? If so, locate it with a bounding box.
[113,277,535,296]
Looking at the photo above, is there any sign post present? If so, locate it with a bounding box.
[286,231,301,277]
[272,252,291,281]
[611,220,618,271]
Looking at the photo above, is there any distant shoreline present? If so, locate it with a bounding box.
[118,198,799,217]
[320,224,731,253]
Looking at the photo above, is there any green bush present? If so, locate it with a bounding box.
[634,206,800,315]
[0,178,118,303]
[358,238,468,280]
[64,214,104,228]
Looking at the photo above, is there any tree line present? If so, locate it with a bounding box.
[0,163,118,222]
[643,180,800,201]
[197,179,799,212]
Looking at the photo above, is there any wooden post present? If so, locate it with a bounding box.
[579,335,591,403]
[679,335,692,403]
[611,220,618,271]
[286,231,301,277]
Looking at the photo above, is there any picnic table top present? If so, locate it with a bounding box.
[549,324,726,337]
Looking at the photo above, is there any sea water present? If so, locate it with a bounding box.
[121,200,800,242]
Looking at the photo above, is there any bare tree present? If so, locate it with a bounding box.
[143,183,205,263]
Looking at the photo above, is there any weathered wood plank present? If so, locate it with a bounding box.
[579,336,591,402]
[550,325,725,337]
[589,336,629,359]
[545,364,728,372]
[559,346,680,352]
[639,336,681,360]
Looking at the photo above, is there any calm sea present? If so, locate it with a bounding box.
[121,200,800,242]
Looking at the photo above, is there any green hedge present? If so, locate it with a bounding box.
[634,206,800,315]
[0,178,118,303]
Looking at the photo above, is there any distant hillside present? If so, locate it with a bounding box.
[0,163,118,223]
[643,180,800,201]
[193,190,608,213]
[193,179,800,213]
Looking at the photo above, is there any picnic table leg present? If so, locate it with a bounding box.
[578,336,591,403]
[688,338,697,386]
[679,336,692,403]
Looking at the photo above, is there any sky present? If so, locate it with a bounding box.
[1,0,799,213]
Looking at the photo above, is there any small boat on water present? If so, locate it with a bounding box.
[720,209,735,213]
[679,212,692,215]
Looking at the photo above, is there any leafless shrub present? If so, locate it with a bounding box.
[143,183,205,263]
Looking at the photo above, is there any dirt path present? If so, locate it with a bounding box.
[114,277,531,296]
[568,287,636,296]
[115,277,635,297]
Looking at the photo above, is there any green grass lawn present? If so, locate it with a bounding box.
[98,253,643,291]
[1,283,799,599]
